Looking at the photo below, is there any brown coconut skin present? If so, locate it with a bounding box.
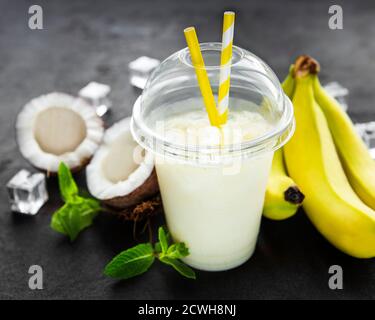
[41,156,92,177]
[103,169,159,209]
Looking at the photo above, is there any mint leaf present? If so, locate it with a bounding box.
[79,197,101,216]
[158,226,169,254]
[104,243,155,280]
[58,203,82,241]
[159,256,196,279]
[51,206,67,235]
[158,239,194,279]
[51,199,100,241]
[58,162,78,202]
[166,242,189,259]
[154,242,162,254]
[51,204,79,241]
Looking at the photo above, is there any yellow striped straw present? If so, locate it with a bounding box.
[218,11,235,124]
[184,27,220,126]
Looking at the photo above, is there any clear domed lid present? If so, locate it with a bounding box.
[131,43,294,163]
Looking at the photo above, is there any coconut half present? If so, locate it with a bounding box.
[86,117,158,208]
[16,92,104,172]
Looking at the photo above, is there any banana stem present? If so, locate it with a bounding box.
[294,55,320,78]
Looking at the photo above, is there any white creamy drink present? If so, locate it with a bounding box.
[154,97,274,271]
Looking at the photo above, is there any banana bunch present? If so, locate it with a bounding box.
[281,55,375,258]
[263,68,305,220]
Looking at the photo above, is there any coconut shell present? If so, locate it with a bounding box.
[103,169,159,209]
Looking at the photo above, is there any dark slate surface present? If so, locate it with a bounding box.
[0,0,375,300]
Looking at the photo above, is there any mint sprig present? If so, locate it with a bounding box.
[51,162,101,241]
[104,226,196,280]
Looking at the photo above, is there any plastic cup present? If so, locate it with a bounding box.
[131,43,294,271]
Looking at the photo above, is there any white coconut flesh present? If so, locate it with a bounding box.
[86,117,157,205]
[16,92,104,172]
[34,107,87,155]
[101,132,146,183]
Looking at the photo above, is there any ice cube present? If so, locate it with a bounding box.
[79,82,112,117]
[6,169,48,215]
[355,122,375,159]
[128,56,160,89]
[367,130,375,160]
[324,82,349,112]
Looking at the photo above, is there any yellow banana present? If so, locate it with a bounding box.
[263,67,304,220]
[284,66,375,258]
[313,75,375,210]
[263,149,305,220]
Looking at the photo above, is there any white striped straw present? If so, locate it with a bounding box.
[218,11,235,124]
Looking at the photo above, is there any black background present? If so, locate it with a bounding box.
[0,0,374,299]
